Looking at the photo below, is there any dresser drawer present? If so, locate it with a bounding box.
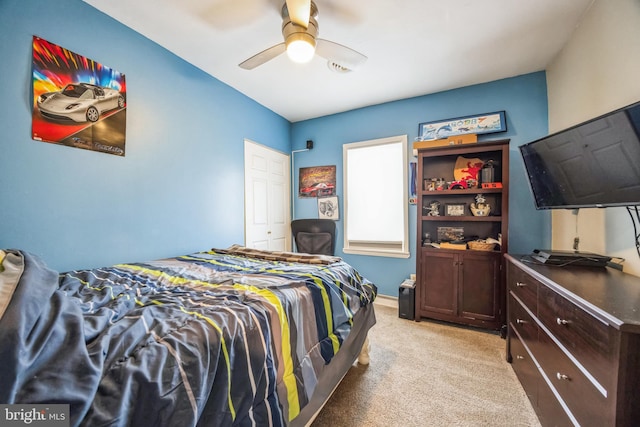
[507,264,539,314]
[537,380,574,427]
[507,263,538,313]
[537,328,610,427]
[509,293,538,349]
[537,285,614,392]
[509,332,538,408]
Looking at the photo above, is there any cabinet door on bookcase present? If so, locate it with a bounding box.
[459,250,501,324]
[419,250,457,317]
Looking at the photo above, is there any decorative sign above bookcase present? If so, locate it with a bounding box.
[417,111,507,141]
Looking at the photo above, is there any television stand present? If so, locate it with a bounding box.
[506,254,640,426]
[531,249,611,268]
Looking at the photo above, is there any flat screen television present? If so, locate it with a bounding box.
[520,100,640,209]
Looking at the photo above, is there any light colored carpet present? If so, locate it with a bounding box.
[312,304,541,427]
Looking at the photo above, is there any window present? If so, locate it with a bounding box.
[343,135,409,258]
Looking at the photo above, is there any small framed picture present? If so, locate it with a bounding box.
[437,226,464,242]
[423,178,434,191]
[318,196,339,220]
[445,203,467,216]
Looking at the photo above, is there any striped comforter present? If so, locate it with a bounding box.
[0,248,376,426]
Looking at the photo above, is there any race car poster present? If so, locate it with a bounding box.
[31,36,127,156]
[299,165,336,198]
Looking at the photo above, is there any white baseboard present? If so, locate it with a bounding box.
[374,294,398,309]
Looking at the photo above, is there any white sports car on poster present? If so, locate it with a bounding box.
[37,83,125,123]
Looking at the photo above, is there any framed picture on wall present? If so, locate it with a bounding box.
[418,111,506,141]
[31,36,127,156]
[299,165,336,198]
[318,196,339,220]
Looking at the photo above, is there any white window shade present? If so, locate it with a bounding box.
[343,135,409,258]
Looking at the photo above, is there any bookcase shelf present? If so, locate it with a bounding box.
[420,216,502,222]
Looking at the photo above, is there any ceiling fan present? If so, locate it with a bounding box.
[238,0,367,72]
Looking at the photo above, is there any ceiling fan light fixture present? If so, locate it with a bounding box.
[285,32,316,63]
[240,1,366,71]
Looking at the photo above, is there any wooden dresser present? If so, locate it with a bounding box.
[505,254,640,426]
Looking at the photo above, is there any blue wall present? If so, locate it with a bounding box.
[1,0,551,296]
[292,73,550,295]
[0,0,290,272]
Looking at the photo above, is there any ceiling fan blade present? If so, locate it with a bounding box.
[239,43,286,70]
[285,0,311,27]
[316,39,367,70]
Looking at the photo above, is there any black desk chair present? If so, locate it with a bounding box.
[291,219,336,256]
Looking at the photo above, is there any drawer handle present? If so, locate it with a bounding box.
[556,373,570,381]
[516,282,526,287]
[516,318,526,324]
[556,318,569,325]
[516,355,525,360]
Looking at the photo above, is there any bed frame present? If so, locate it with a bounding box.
[0,246,377,426]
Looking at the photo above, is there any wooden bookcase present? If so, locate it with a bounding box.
[415,139,510,330]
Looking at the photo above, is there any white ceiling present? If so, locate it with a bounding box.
[82,0,595,123]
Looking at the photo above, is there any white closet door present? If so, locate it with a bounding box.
[244,140,291,251]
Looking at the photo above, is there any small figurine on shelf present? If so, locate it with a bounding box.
[470,194,491,216]
[427,200,441,216]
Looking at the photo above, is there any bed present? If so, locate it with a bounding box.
[0,245,377,426]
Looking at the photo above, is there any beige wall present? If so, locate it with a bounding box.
[546,0,640,276]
